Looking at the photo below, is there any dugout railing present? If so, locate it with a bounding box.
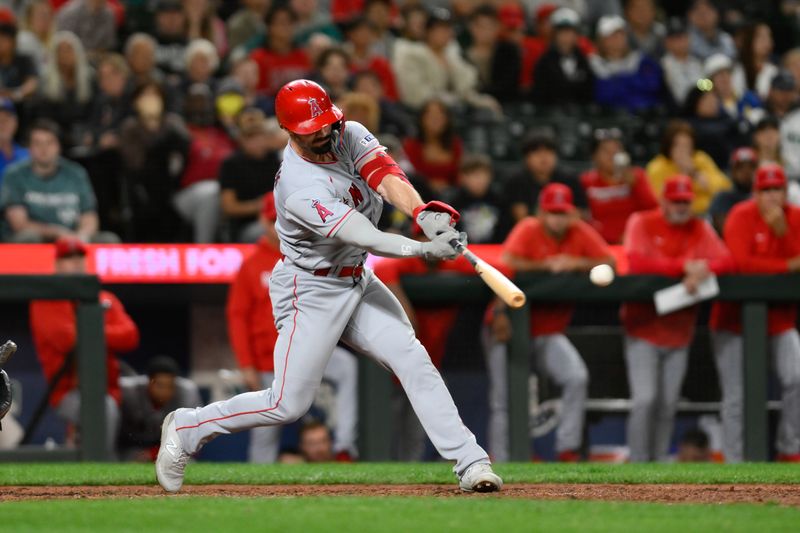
[396,273,797,462]
[0,273,793,462]
[0,274,106,462]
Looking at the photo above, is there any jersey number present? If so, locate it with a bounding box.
[349,184,364,208]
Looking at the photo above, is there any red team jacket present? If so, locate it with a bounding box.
[710,200,800,335]
[226,238,284,372]
[580,167,658,244]
[30,291,140,406]
[503,217,612,336]
[621,209,735,348]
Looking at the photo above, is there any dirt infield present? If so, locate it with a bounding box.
[3,484,800,505]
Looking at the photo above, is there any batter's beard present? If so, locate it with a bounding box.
[310,136,333,154]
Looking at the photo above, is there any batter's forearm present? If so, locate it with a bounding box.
[376,174,424,217]
[336,210,423,258]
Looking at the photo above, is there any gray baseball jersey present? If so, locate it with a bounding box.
[174,121,491,476]
[275,121,384,270]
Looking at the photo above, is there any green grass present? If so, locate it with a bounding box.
[1,497,799,533]
[0,462,799,486]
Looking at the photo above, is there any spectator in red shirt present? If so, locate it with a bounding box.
[580,128,658,244]
[710,164,800,463]
[173,83,235,242]
[227,194,359,462]
[486,183,614,461]
[249,5,311,96]
[621,175,735,462]
[402,98,463,194]
[30,237,139,455]
[343,16,399,101]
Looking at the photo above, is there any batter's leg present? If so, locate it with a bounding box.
[322,346,359,457]
[535,334,589,454]
[342,272,490,476]
[173,269,362,454]
[481,324,510,462]
[247,371,281,463]
[711,331,744,463]
[772,329,800,455]
[624,336,660,462]
[653,345,689,462]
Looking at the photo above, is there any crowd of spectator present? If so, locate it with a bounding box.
[0,0,797,245]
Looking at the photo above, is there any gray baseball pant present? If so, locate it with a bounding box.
[175,261,489,475]
[484,330,589,461]
[248,345,359,462]
[712,329,800,461]
[624,336,689,462]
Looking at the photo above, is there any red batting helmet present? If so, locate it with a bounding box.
[275,79,343,135]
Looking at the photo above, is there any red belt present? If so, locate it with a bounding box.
[313,265,364,278]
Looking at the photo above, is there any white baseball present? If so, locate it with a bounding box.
[590,264,615,286]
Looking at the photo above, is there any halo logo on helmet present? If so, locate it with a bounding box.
[275,79,344,135]
[308,98,323,119]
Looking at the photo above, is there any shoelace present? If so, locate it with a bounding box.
[174,452,189,471]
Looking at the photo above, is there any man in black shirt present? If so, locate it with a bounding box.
[0,11,37,103]
[504,133,587,223]
[708,146,757,234]
[447,154,511,243]
[219,110,282,242]
[531,8,593,106]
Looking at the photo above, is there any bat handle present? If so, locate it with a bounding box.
[449,238,479,268]
[449,238,465,253]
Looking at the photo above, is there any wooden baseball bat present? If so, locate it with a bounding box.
[450,239,526,308]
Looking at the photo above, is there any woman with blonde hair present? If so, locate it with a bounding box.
[17,0,54,67]
[31,31,94,149]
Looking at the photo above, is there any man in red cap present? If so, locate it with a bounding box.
[226,193,359,462]
[158,79,503,493]
[29,236,139,456]
[708,146,758,234]
[485,183,614,461]
[621,174,735,462]
[710,163,800,462]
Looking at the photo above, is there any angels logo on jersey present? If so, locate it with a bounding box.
[308,98,323,118]
[311,199,334,222]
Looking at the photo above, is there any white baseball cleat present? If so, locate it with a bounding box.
[155,410,189,493]
[459,462,503,493]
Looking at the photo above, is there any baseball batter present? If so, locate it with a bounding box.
[156,80,502,492]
